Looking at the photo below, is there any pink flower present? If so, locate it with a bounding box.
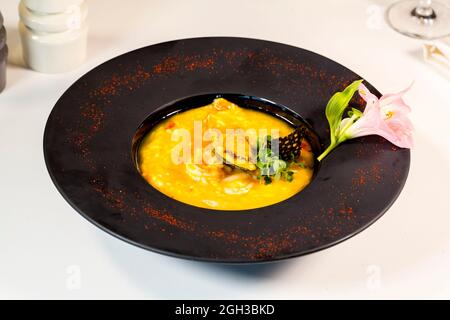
[342,83,414,148]
[318,80,414,161]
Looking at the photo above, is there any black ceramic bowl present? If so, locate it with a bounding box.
[44,37,410,263]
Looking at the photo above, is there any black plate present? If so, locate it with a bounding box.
[44,37,410,263]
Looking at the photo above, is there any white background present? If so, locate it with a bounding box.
[1,0,450,299]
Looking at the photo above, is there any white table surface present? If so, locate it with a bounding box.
[1,0,450,299]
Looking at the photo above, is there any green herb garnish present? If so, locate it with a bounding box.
[285,171,294,182]
[256,136,298,183]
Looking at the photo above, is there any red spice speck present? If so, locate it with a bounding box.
[165,121,175,129]
[91,65,151,98]
[81,103,105,132]
[143,206,195,231]
[353,168,367,186]
[153,57,180,74]
[90,177,126,210]
[72,132,87,148]
[301,139,310,151]
[372,164,382,183]
[352,164,383,187]
[206,224,311,259]
[184,58,215,71]
[339,206,353,215]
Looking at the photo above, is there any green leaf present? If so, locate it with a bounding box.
[256,135,296,182]
[325,80,363,144]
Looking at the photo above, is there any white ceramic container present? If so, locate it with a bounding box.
[19,0,88,73]
[19,21,88,73]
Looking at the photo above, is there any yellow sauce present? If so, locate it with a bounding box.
[138,98,314,210]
